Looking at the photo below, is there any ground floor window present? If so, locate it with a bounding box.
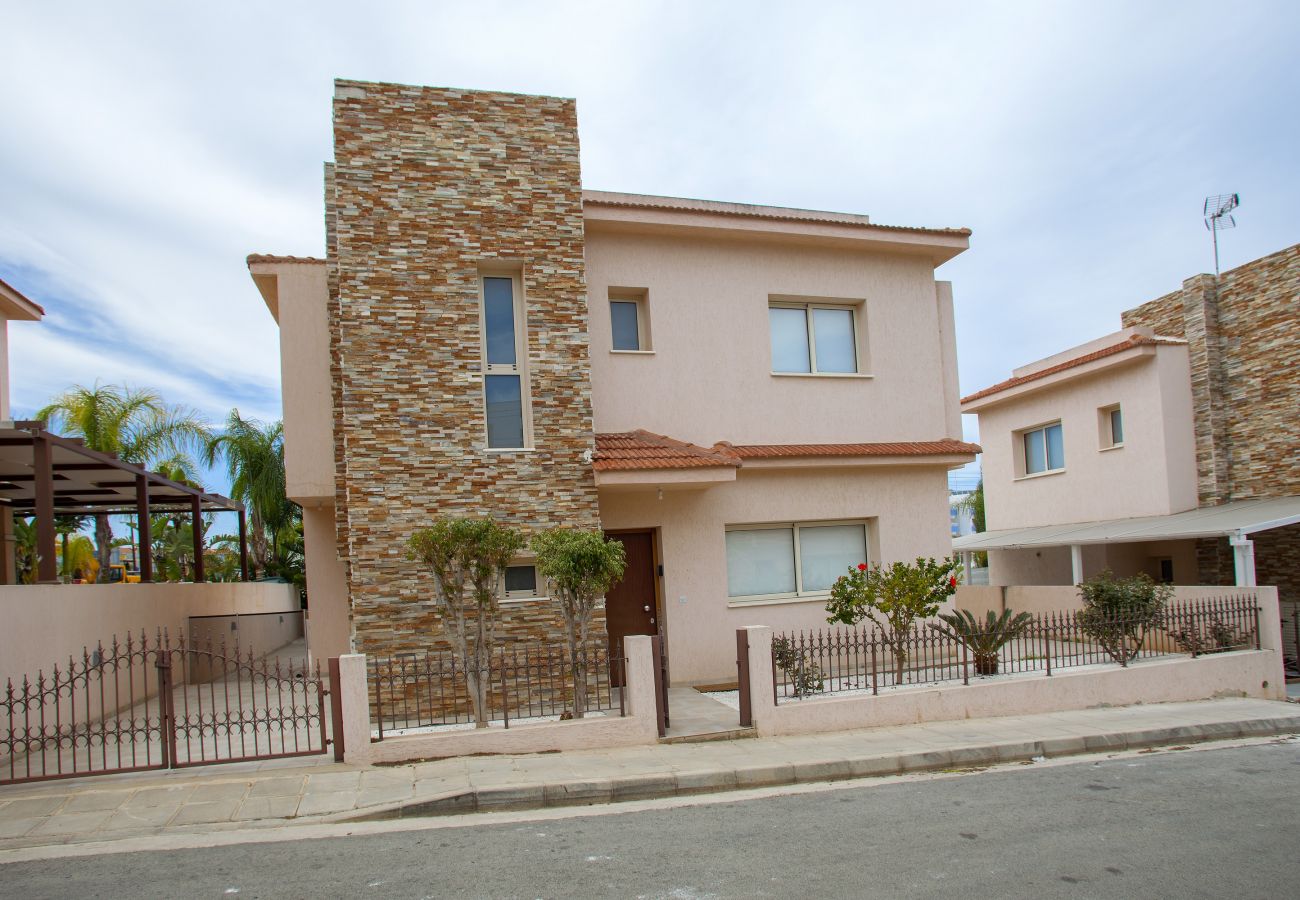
[725,521,868,601]
[501,562,545,601]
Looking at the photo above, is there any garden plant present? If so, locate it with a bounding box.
[929,608,1033,675]
[1075,571,1173,665]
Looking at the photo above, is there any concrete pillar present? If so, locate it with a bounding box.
[1070,544,1084,585]
[337,653,373,764]
[1230,533,1256,587]
[622,635,661,741]
[742,625,776,736]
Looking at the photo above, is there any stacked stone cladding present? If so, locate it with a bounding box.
[328,80,602,659]
[1122,244,1300,505]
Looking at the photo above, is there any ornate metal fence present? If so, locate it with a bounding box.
[369,640,625,737]
[772,594,1261,703]
[2,631,328,785]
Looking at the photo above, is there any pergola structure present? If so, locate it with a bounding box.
[3,421,249,585]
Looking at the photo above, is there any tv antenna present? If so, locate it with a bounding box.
[1203,193,1239,276]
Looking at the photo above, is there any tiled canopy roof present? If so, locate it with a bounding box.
[593,432,979,471]
[722,439,982,459]
[593,431,740,471]
[960,335,1183,405]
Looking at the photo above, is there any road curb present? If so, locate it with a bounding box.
[334,714,1300,824]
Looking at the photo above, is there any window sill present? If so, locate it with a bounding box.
[727,592,832,609]
[1013,468,1066,482]
[500,596,551,606]
[1099,443,1125,453]
[609,349,655,356]
[483,447,537,454]
[770,372,872,380]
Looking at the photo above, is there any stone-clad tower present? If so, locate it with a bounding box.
[326,81,602,656]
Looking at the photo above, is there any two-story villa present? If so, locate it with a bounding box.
[956,244,1300,609]
[251,80,977,684]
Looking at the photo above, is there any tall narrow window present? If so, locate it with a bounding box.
[610,301,641,351]
[481,274,529,449]
[769,302,859,374]
[1100,404,1124,448]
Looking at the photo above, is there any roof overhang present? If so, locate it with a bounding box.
[0,277,45,321]
[246,254,326,324]
[582,191,970,266]
[952,496,1300,552]
[1,422,242,515]
[594,466,737,491]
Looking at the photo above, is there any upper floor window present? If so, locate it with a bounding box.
[609,289,651,352]
[1022,422,1064,475]
[1100,404,1124,449]
[769,302,858,374]
[481,274,530,449]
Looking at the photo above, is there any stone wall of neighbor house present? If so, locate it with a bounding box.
[1197,524,1300,606]
[1122,244,1300,505]
[328,80,601,658]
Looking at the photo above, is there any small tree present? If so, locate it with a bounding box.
[531,529,626,719]
[826,557,961,682]
[408,518,524,728]
[1076,571,1172,665]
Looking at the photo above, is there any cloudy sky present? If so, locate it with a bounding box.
[4,0,1298,496]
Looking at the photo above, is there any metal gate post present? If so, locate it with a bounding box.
[328,657,345,762]
[736,629,753,728]
[650,634,667,738]
[155,650,178,769]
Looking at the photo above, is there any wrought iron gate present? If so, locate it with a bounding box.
[2,631,329,786]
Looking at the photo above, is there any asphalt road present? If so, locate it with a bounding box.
[4,740,1299,899]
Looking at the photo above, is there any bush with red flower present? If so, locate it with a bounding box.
[826,556,962,681]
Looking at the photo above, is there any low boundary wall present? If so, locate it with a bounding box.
[0,582,301,689]
[335,635,660,764]
[742,586,1286,738]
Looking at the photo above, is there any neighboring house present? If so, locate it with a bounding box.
[949,492,976,537]
[0,276,45,583]
[251,80,978,684]
[955,244,1300,609]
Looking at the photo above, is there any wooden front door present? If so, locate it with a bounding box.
[604,531,658,664]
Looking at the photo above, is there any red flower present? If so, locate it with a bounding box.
[857,563,868,571]
[949,576,958,588]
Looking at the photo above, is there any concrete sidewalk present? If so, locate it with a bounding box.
[2,697,1298,852]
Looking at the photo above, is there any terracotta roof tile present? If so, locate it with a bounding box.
[593,430,740,471]
[960,335,1183,405]
[246,253,326,266]
[720,439,982,459]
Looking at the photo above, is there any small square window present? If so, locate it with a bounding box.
[503,564,541,600]
[1021,422,1064,475]
[609,290,650,352]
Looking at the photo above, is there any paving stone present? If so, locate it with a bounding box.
[0,816,42,839]
[296,792,358,816]
[1,796,69,818]
[125,786,195,809]
[355,784,413,807]
[233,796,300,821]
[305,772,362,793]
[170,800,240,826]
[60,791,129,813]
[29,810,114,836]
[187,781,250,803]
[101,805,180,830]
[245,777,305,799]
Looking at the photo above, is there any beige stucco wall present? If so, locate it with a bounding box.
[259,262,334,503]
[977,345,1197,531]
[599,464,953,685]
[988,539,1203,587]
[0,315,10,421]
[302,503,351,661]
[585,228,962,446]
[0,582,301,690]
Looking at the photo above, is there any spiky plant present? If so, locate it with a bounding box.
[930,608,1034,676]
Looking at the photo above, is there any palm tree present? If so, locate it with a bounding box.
[204,411,290,577]
[37,384,211,579]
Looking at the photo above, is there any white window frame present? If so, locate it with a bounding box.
[500,558,548,603]
[609,288,652,354]
[725,520,870,605]
[478,270,534,450]
[768,299,864,376]
[1017,420,1065,478]
[1099,404,1124,450]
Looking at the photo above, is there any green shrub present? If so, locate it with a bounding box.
[1076,571,1172,665]
[930,608,1034,675]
